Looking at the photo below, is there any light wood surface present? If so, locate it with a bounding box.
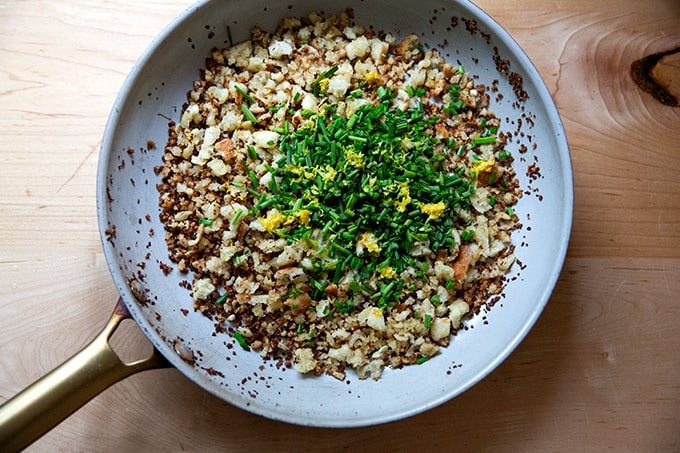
[1,0,679,451]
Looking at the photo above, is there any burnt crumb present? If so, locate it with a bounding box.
[509,71,529,101]
[159,261,173,275]
[105,224,117,243]
[480,31,491,45]
[492,46,510,74]
[179,280,191,289]
[147,140,157,149]
[462,18,478,34]
[202,366,225,377]
[527,163,542,181]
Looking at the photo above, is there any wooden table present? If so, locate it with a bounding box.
[1,0,678,451]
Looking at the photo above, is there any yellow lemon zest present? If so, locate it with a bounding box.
[345,148,365,168]
[471,159,495,177]
[259,211,285,232]
[297,209,311,226]
[364,71,380,83]
[358,232,381,254]
[319,78,330,92]
[321,165,337,182]
[418,201,447,220]
[394,181,411,212]
[284,164,304,176]
[378,266,398,279]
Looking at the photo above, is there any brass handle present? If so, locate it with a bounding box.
[0,299,170,452]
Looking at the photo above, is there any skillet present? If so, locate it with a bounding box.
[0,0,572,449]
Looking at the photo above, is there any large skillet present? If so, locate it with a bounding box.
[0,0,572,449]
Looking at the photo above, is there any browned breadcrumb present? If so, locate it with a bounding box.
[157,11,523,380]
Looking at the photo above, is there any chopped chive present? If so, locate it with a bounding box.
[235,84,255,104]
[471,135,496,146]
[215,293,227,305]
[230,209,245,225]
[497,150,512,160]
[415,356,429,365]
[233,331,250,351]
[241,104,258,123]
[198,218,213,226]
[233,74,500,328]
[249,170,259,188]
[311,65,339,95]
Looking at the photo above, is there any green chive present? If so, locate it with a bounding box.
[235,84,255,104]
[311,65,339,95]
[241,104,258,123]
[249,170,259,188]
[471,136,496,146]
[233,331,250,351]
[460,230,474,242]
[230,209,244,225]
[497,150,512,160]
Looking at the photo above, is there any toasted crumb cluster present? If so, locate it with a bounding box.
[157,11,522,380]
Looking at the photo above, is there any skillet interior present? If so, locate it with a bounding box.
[97,0,572,427]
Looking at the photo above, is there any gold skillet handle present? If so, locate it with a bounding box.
[0,299,170,452]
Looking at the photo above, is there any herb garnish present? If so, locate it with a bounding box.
[249,87,477,312]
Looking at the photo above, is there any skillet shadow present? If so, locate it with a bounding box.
[91,255,580,453]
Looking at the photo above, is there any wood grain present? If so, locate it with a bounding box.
[1,0,679,451]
